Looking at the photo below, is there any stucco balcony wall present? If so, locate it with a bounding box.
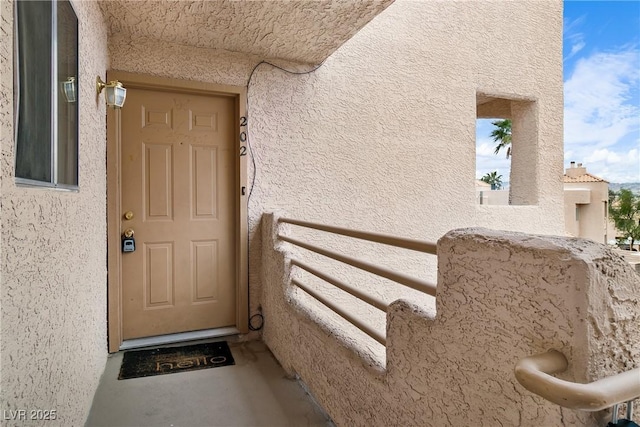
[261,212,640,426]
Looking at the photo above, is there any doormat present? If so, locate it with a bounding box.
[118,341,235,380]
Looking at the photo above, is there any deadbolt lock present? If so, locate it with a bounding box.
[124,211,134,220]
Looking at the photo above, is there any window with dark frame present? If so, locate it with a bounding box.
[15,0,79,189]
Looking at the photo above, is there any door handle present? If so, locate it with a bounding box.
[123,228,134,238]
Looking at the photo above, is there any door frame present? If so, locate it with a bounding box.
[106,71,248,353]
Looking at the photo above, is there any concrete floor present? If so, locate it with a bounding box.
[86,339,333,427]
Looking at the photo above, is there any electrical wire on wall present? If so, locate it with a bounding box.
[244,59,326,201]
[244,59,326,331]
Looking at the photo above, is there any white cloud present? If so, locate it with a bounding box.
[476,138,511,180]
[476,140,497,157]
[568,41,586,59]
[565,147,640,183]
[563,15,587,62]
[564,48,640,182]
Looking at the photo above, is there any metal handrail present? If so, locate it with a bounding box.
[280,217,437,255]
[277,216,437,347]
[292,278,386,345]
[291,259,389,312]
[279,235,437,297]
[514,350,640,411]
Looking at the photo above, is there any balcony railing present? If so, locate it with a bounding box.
[278,217,437,346]
[515,350,640,423]
[262,213,640,426]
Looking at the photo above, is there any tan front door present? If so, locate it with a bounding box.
[119,87,236,340]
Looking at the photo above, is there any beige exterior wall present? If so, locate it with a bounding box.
[109,0,564,316]
[0,1,109,425]
[248,0,564,234]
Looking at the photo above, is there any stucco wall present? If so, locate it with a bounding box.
[0,0,566,421]
[0,1,109,425]
[248,0,564,233]
[108,0,564,318]
[262,212,640,426]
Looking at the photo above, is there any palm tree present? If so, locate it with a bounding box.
[481,171,502,190]
[491,119,512,159]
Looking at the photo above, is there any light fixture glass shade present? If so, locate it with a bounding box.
[63,77,76,103]
[114,85,127,108]
[97,77,127,109]
[105,83,126,109]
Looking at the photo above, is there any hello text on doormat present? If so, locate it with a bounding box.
[118,341,235,380]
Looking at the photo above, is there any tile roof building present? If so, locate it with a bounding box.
[563,162,611,244]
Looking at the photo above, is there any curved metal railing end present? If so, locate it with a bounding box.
[515,350,640,412]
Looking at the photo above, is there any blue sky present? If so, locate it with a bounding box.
[477,1,640,184]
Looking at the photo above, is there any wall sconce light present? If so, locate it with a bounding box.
[62,77,77,103]
[96,76,127,108]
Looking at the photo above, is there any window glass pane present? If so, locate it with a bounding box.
[56,0,78,186]
[16,1,52,182]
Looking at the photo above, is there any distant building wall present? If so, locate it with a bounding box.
[477,189,510,206]
[563,163,609,244]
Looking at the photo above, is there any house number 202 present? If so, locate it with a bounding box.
[239,116,247,156]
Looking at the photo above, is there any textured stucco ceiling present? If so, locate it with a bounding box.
[99,0,394,64]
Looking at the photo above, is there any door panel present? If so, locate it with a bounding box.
[144,143,173,220]
[120,88,236,340]
[144,242,173,307]
[192,240,218,301]
[192,146,218,218]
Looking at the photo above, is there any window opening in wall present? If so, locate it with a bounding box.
[476,118,510,205]
[14,0,79,189]
[475,93,538,206]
